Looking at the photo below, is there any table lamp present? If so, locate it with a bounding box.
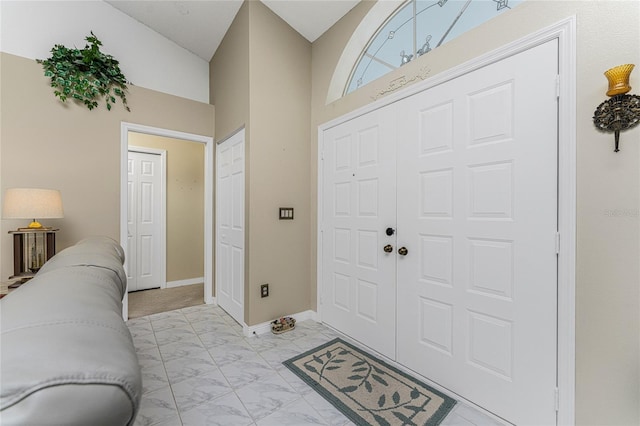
[2,188,64,230]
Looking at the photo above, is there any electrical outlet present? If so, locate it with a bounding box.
[260,283,269,298]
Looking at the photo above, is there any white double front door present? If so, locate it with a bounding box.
[321,40,559,425]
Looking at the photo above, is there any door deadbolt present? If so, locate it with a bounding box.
[386,227,395,236]
[383,244,393,253]
[398,247,408,256]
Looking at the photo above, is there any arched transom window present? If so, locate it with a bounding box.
[344,0,523,95]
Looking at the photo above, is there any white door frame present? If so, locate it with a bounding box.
[127,145,167,291]
[317,17,576,425]
[120,122,215,319]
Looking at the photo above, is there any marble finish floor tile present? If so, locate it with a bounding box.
[140,361,169,394]
[208,340,257,366]
[128,321,154,338]
[157,339,206,363]
[255,397,328,426]
[164,354,218,385]
[172,369,232,413]
[258,342,308,371]
[180,392,253,426]
[302,391,354,426]
[219,353,276,389]
[234,372,300,421]
[132,333,159,353]
[134,385,179,426]
[136,346,164,367]
[128,304,500,426]
[276,366,317,398]
[198,328,244,348]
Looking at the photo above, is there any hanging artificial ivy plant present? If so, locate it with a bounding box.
[37,32,130,111]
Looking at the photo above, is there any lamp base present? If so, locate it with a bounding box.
[28,220,43,229]
[17,227,54,231]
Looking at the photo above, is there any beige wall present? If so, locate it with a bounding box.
[311,1,640,425]
[210,2,250,141]
[247,1,311,326]
[0,52,215,282]
[211,1,312,326]
[128,133,205,283]
[210,1,250,307]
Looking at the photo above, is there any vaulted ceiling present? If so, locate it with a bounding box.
[105,0,361,61]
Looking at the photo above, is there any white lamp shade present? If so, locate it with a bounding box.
[2,188,64,219]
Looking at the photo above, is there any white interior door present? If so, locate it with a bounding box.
[321,105,397,359]
[127,150,164,292]
[396,40,559,425]
[216,130,245,325]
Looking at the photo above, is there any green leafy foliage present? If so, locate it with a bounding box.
[364,380,373,392]
[304,364,318,374]
[372,414,391,426]
[372,374,388,386]
[392,411,417,425]
[37,32,130,112]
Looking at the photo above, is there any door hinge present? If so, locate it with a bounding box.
[554,387,560,412]
[556,75,561,99]
[555,232,561,254]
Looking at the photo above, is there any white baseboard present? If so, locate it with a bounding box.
[206,295,217,305]
[243,310,318,337]
[165,277,204,289]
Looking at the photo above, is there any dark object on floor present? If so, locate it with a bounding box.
[271,316,296,334]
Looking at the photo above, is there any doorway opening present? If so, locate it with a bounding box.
[120,122,214,320]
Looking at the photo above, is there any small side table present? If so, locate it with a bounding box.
[8,229,58,282]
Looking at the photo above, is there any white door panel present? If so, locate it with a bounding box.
[396,40,558,425]
[321,105,397,359]
[320,41,559,425]
[128,150,163,292]
[216,130,245,325]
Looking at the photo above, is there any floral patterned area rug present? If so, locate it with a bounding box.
[283,338,456,426]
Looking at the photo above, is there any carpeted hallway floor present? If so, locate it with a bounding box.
[128,283,204,319]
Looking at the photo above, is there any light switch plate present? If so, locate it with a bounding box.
[279,207,294,220]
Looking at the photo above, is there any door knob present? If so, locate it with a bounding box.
[398,247,408,256]
[383,244,393,253]
[386,227,395,236]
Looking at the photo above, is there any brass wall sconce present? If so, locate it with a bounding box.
[593,64,640,152]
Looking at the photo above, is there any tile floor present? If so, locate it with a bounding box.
[127,304,506,426]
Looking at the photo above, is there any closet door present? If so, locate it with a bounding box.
[216,130,245,326]
[396,40,559,425]
[127,150,164,292]
[321,105,397,359]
